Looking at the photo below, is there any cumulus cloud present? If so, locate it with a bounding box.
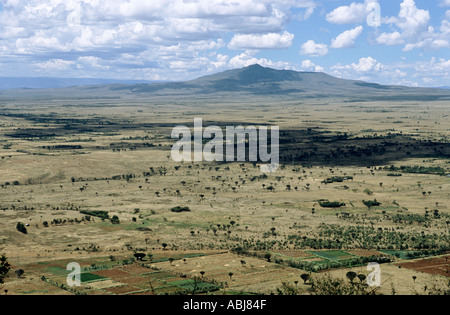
[326,1,378,25]
[331,26,364,49]
[0,0,316,79]
[375,0,449,51]
[332,56,382,74]
[410,57,450,86]
[228,31,294,50]
[396,0,430,39]
[228,51,293,69]
[352,56,382,72]
[300,40,328,57]
[375,32,404,46]
[35,59,74,72]
[326,2,366,24]
[300,59,324,72]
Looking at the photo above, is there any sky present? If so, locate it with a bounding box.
[0,0,449,87]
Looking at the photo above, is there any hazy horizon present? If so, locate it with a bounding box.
[1,1,450,88]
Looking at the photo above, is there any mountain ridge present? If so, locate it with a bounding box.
[1,64,450,102]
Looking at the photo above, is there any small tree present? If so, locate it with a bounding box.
[300,273,310,284]
[110,215,120,224]
[133,253,146,261]
[0,254,11,285]
[15,269,24,279]
[357,274,366,283]
[16,222,27,234]
[346,271,358,283]
[363,199,381,210]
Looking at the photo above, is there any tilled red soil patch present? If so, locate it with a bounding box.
[397,256,450,277]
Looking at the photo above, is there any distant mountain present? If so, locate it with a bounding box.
[0,77,155,90]
[1,65,450,102]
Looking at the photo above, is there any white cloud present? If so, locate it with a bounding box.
[326,2,366,24]
[300,40,328,57]
[77,56,110,70]
[332,56,382,73]
[375,32,404,46]
[228,31,294,50]
[35,59,74,71]
[326,1,379,25]
[441,11,450,34]
[331,26,364,49]
[228,51,293,70]
[413,57,450,82]
[403,37,449,52]
[0,0,316,78]
[396,0,430,39]
[300,59,324,72]
[375,0,449,52]
[351,56,382,72]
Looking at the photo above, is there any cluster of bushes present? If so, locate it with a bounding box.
[171,206,191,213]
[304,223,450,251]
[363,199,381,209]
[390,214,430,225]
[383,165,448,176]
[321,176,353,184]
[319,200,346,208]
[80,210,109,220]
[79,210,119,224]
[384,249,446,260]
[286,255,391,273]
[42,145,83,150]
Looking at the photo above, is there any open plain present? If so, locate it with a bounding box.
[0,66,449,295]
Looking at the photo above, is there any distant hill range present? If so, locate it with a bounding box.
[0,77,154,90]
[1,64,450,101]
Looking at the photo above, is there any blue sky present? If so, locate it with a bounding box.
[0,0,449,87]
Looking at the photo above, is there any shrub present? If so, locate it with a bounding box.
[363,199,381,209]
[110,215,120,224]
[319,200,346,208]
[171,206,191,213]
[16,222,28,234]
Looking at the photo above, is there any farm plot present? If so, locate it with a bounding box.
[149,252,308,294]
[37,262,221,295]
[308,250,356,261]
[380,250,444,260]
[92,265,221,295]
[397,256,450,277]
[269,250,313,259]
[348,250,386,257]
